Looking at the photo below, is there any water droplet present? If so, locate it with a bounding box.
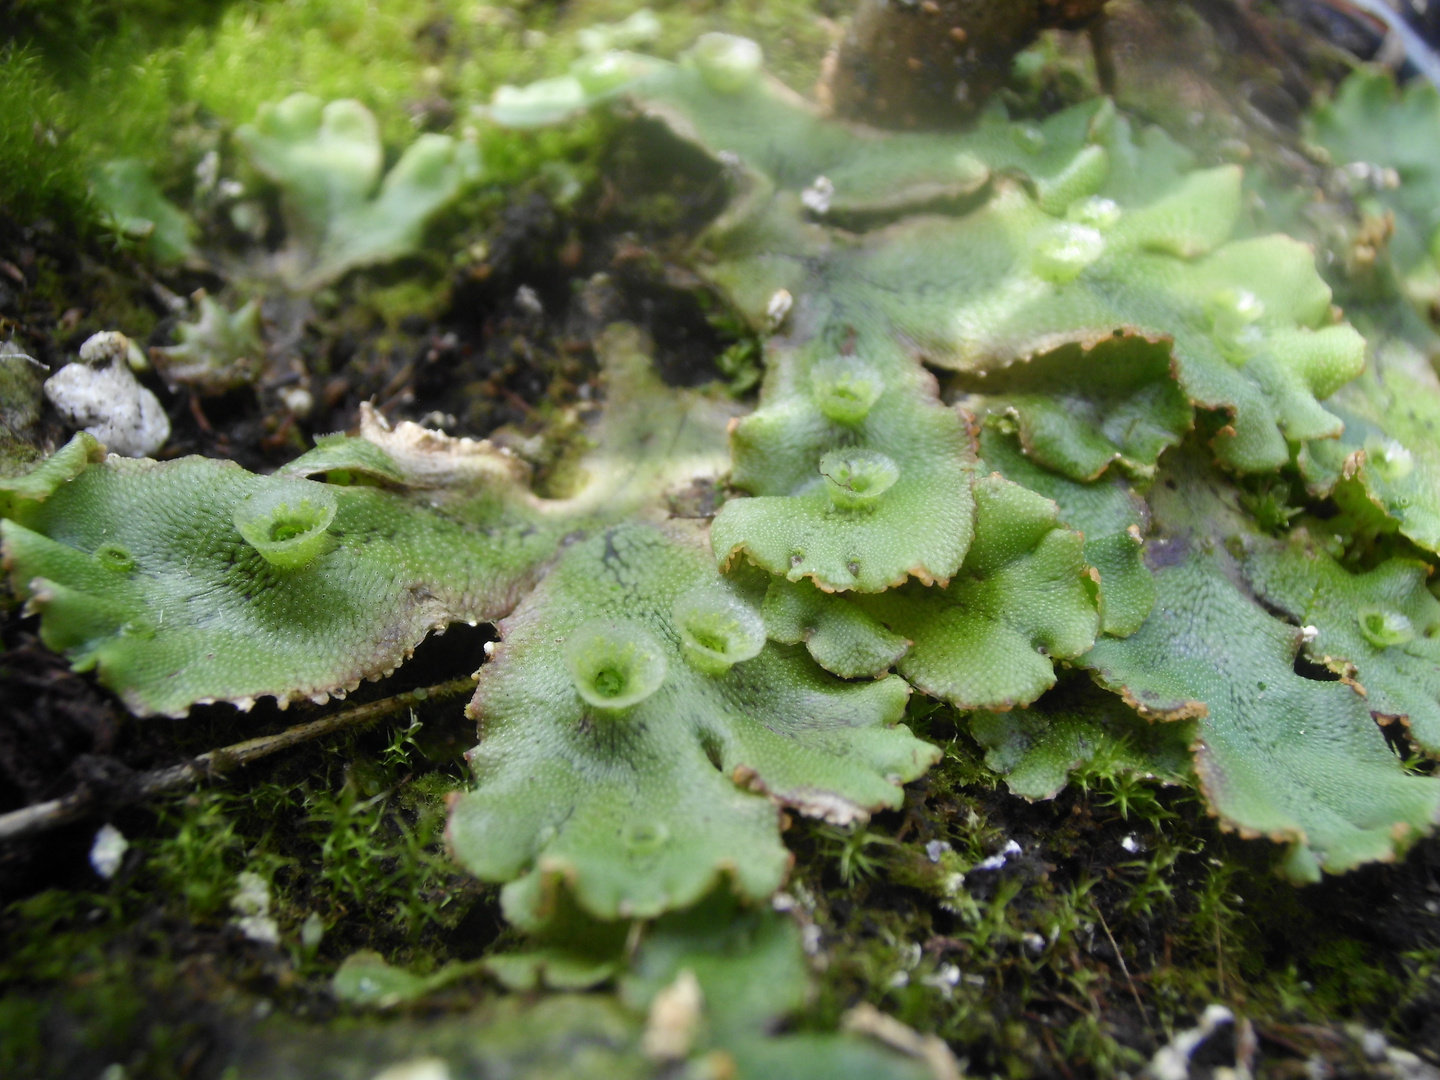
[1030,224,1104,284]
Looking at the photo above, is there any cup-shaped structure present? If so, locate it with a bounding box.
[1357,606,1415,649]
[233,480,339,569]
[811,357,884,425]
[1030,223,1105,284]
[1365,436,1415,482]
[564,620,669,710]
[1206,287,1266,365]
[672,584,767,676]
[686,33,763,94]
[94,542,137,574]
[819,448,900,511]
[1067,196,1121,230]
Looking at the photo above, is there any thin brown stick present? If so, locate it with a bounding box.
[1097,909,1154,1038]
[0,676,476,843]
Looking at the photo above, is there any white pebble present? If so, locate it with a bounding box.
[45,331,170,457]
[89,823,129,880]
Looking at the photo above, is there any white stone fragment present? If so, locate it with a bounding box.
[45,331,170,457]
[368,1059,452,1080]
[279,385,314,418]
[925,839,952,863]
[642,969,703,1061]
[89,823,129,880]
[230,870,281,946]
[1148,1004,1235,1080]
[766,288,793,330]
[801,175,834,214]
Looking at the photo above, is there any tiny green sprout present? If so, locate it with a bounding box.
[489,77,589,128]
[94,543,136,574]
[686,33,763,94]
[672,584,766,675]
[1067,196,1122,230]
[1030,223,1105,284]
[811,357,884,425]
[564,620,669,710]
[232,480,338,569]
[1358,606,1415,648]
[819,448,900,511]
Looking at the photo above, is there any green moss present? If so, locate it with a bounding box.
[0,47,88,223]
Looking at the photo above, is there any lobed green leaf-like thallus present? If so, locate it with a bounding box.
[11,43,1440,936]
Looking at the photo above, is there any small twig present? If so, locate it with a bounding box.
[1098,909,1154,1038]
[0,676,476,844]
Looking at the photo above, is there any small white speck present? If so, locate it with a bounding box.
[515,285,543,316]
[89,824,128,880]
[974,839,1021,873]
[925,839,952,863]
[231,871,280,946]
[921,963,961,992]
[1121,834,1140,854]
[1301,625,1319,642]
[279,385,313,418]
[766,289,793,330]
[801,923,823,955]
[801,175,834,214]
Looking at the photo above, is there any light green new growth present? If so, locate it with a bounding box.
[448,521,936,929]
[1308,67,1440,315]
[1084,452,1440,881]
[1245,535,1440,753]
[971,678,1193,801]
[9,40,1440,974]
[152,292,264,394]
[89,158,195,264]
[236,93,482,289]
[1,438,553,716]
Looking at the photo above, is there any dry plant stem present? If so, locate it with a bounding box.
[0,676,477,843]
[1097,909,1152,1037]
